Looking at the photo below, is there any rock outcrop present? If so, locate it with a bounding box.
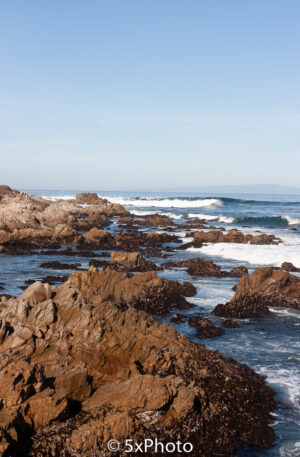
[0,190,128,254]
[163,257,222,277]
[69,267,195,315]
[0,268,275,457]
[188,316,225,338]
[108,251,161,272]
[192,229,281,246]
[213,267,300,318]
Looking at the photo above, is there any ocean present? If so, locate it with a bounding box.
[1,190,300,457]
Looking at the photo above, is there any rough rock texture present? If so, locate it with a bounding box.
[163,258,222,277]
[108,251,161,272]
[139,214,174,227]
[0,190,128,253]
[192,229,281,246]
[213,267,300,318]
[163,258,248,279]
[226,266,248,277]
[212,294,271,319]
[70,268,195,315]
[0,269,275,457]
[281,262,300,273]
[188,316,225,338]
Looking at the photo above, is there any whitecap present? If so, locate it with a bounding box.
[188,213,235,223]
[99,196,222,209]
[188,242,300,268]
[283,215,300,225]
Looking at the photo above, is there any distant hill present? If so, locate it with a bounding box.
[163,184,300,195]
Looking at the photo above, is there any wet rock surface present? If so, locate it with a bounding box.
[0,268,275,457]
[188,316,225,338]
[162,257,222,276]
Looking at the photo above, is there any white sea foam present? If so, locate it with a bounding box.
[129,209,159,216]
[41,195,75,201]
[258,365,300,411]
[283,215,300,225]
[130,209,182,219]
[99,196,222,208]
[188,242,300,268]
[188,213,235,223]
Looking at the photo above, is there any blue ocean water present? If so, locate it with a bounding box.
[1,190,300,456]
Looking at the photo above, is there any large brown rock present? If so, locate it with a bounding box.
[0,189,128,253]
[213,294,271,319]
[109,251,161,272]
[213,267,300,318]
[0,269,275,457]
[75,192,101,204]
[70,267,195,315]
[163,257,222,276]
[140,214,174,227]
[193,229,281,246]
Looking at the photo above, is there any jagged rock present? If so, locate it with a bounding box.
[0,269,275,457]
[108,251,161,272]
[75,192,101,204]
[140,214,174,227]
[213,267,300,317]
[192,229,281,246]
[212,294,271,319]
[0,190,128,253]
[79,228,114,249]
[70,267,195,315]
[188,316,225,338]
[281,262,300,273]
[226,266,248,277]
[163,257,222,276]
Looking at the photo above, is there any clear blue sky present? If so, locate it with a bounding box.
[0,1,299,190]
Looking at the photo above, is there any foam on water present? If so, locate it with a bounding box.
[130,209,182,219]
[188,241,300,268]
[100,196,222,208]
[258,366,300,412]
[283,215,300,225]
[188,213,235,223]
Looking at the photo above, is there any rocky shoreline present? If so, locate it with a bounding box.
[1,187,299,456]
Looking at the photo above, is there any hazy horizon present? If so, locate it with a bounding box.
[17,183,300,196]
[1,1,300,189]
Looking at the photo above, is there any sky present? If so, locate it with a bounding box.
[0,0,300,190]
